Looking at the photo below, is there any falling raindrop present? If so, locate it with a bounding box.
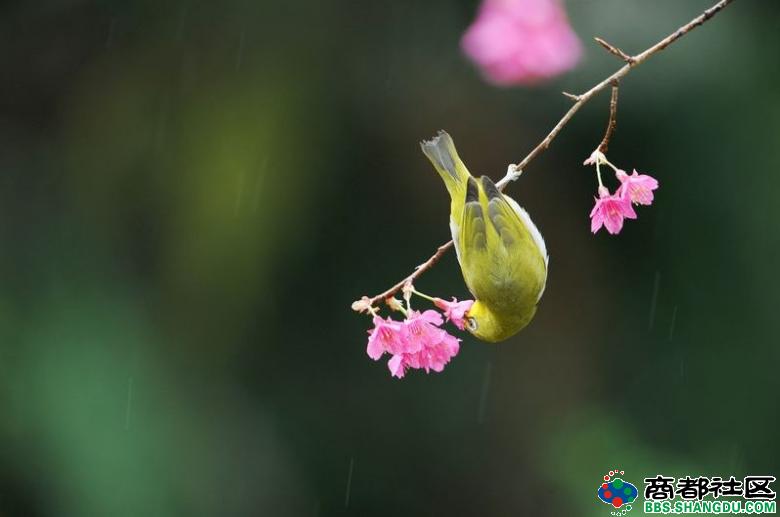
[668,305,678,341]
[344,457,354,508]
[235,169,246,216]
[477,360,492,424]
[250,157,269,213]
[729,445,744,475]
[648,271,660,331]
[124,376,134,430]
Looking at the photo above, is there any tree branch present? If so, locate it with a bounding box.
[353,0,737,311]
[356,241,454,309]
[598,83,620,153]
[594,37,634,64]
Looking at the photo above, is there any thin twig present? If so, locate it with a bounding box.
[353,0,737,310]
[598,83,620,153]
[501,0,735,184]
[360,241,454,308]
[594,37,635,64]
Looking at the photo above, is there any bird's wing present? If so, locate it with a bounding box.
[480,178,536,252]
[481,176,548,302]
[457,177,489,297]
[458,176,548,305]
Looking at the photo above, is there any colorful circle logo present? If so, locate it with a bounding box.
[597,469,637,515]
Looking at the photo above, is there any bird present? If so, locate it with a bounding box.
[421,130,548,342]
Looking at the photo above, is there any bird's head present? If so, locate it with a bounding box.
[465,300,537,343]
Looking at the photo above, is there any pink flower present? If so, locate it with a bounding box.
[617,169,659,206]
[404,309,446,353]
[367,310,461,379]
[461,0,582,86]
[366,316,406,360]
[433,297,475,330]
[423,333,461,372]
[590,186,636,235]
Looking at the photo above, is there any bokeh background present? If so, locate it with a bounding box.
[1,0,778,515]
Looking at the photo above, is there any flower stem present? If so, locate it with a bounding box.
[596,160,605,189]
[603,158,621,174]
[411,288,437,303]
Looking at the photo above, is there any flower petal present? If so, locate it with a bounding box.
[388,355,406,378]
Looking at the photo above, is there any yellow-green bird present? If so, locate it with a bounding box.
[421,130,548,343]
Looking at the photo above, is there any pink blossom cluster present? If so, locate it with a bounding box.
[585,152,659,235]
[365,298,473,379]
[461,0,582,86]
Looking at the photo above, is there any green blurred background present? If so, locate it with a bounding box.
[1,0,778,515]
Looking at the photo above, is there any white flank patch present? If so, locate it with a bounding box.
[449,217,462,266]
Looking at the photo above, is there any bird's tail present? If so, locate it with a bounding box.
[420,130,471,200]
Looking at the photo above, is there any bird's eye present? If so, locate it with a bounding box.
[466,317,478,331]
